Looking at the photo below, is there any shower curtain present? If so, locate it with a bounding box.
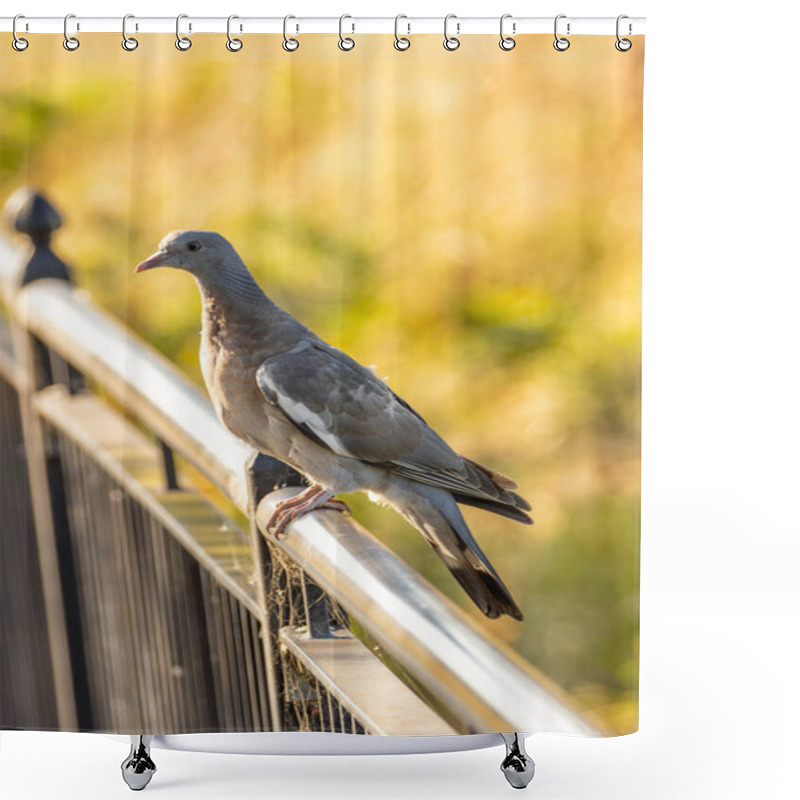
[0,29,643,740]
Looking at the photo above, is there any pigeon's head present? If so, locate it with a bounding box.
[135,230,242,281]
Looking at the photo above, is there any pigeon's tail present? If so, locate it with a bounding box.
[454,457,534,525]
[451,492,533,525]
[391,483,524,621]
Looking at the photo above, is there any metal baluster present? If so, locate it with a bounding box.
[159,441,179,490]
[303,576,335,639]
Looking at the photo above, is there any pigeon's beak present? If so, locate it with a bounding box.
[135,251,170,273]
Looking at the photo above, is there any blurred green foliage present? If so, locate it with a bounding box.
[1,34,642,733]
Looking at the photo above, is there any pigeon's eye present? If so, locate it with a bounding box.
[187,241,202,252]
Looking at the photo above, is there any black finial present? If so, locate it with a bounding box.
[4,187,62,241]
[2,187,72,286]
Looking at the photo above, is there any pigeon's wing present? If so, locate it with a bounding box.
[255,340,461,471]
[256,341,531,517]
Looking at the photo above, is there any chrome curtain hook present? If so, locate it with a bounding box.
[12,14,29,51]
[394,14,410,51]
[499,14,516,51]
[176,14,192,51]
[283,15,299,51]
[443,14,460,51]
[122,14,139,51]
[615,14,632,51]
[63,13,80,51]
[338,14,355,51]
[227,15,243,51]
[553,14,570,51]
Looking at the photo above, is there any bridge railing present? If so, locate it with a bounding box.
[0,187,596,737]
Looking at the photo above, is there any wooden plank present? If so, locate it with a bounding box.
[32,386,259,615]
[280,627,455,736]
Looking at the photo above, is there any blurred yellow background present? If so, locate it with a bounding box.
[1,33,643,733]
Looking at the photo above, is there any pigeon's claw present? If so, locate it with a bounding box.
[320,498,351,515]
[266,485,350,539]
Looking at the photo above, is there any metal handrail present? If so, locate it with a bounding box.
[258,489,596,734]
[0,232,598,735]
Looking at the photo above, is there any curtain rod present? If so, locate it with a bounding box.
[1,16,646,37]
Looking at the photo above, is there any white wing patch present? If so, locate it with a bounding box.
[270,393,352,455]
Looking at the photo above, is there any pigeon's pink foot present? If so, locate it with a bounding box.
[321,498,350,514]
[266,484,350,539]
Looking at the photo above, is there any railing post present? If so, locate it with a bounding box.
[4,187,72,286]
[245,452,306,731]
[3,188,92,730]
[3,188,83,392]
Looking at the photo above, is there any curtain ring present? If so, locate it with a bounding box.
[443,14,460,51]
[63,13,80,51]
[283,15,299,51]
[553,14,570,51]
[615,14,632,51]
[227,15,243,51]
[338,15,355,51]
[122,14,139,51]
[394,14,410,51]
[499,14,516,51]
[12,15,29,51]
[176,14,192,51]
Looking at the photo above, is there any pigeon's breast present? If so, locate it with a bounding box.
[201,333,270,446]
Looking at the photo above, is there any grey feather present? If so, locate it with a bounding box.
[137,230,533,620]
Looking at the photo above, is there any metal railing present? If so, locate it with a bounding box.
[0,188,597,737]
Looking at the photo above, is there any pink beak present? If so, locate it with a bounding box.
[135,251,169,273]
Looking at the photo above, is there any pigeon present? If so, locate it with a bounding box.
[136,231,532,620]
